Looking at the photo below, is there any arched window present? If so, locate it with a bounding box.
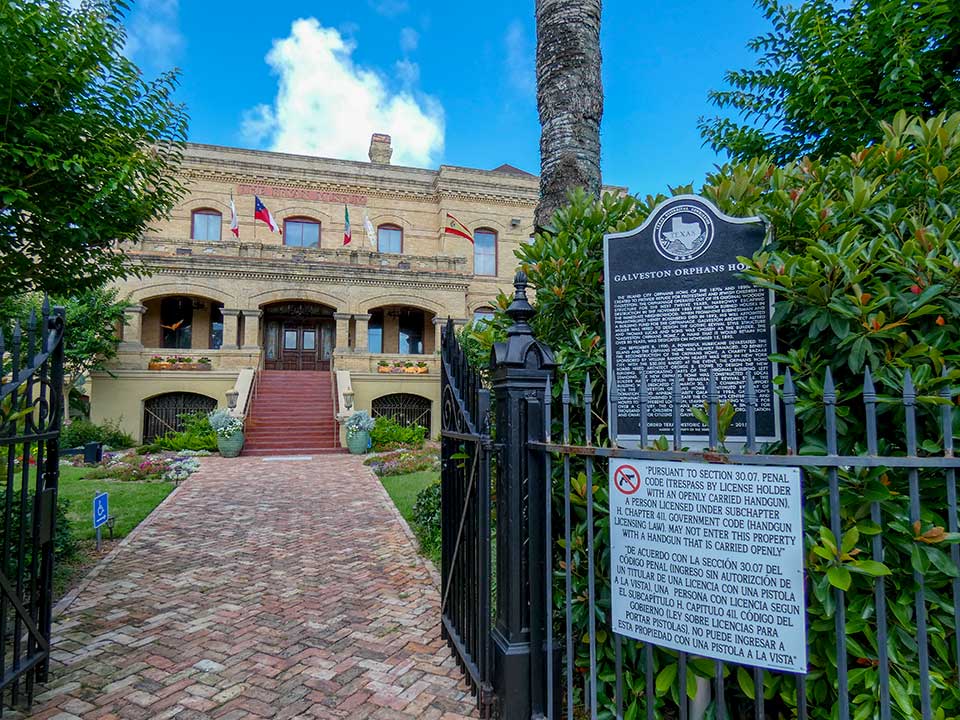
[191,209,222,241]
[474,228,497,276]
[143,392,217,442]
[284,217,321,248]
[371,393,431,430]
[377,224,402,254]
[473,307,496,325]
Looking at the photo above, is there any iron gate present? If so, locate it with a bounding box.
[142,392,217,442]
[441,271,960,720]
[440,318,495,716]
[0,301,65,715]
[372,392,432,429]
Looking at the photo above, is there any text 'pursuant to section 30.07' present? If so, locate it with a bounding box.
[609,459,806,673]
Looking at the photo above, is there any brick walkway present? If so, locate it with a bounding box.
[25,455,479,719]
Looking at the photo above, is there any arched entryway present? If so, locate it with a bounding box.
[143,392,217,442]
[262,301,336,370]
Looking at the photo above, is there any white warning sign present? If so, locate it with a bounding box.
[609,459,806,673]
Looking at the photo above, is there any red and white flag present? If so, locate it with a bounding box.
[444,212,473,243]
[254,195,280,234]
[229,194,239,237]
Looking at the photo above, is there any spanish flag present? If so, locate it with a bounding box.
[444,212,473,243]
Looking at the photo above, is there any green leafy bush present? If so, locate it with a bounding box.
[463,112,960,719]
[61,418,135,450]
[411,481,441,559]
[156,412,218,452]
[370,416,426,451]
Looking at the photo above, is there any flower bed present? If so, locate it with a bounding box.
[69,449,208,484]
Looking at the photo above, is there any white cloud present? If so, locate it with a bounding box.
[395,59,420,87]
[504,19,535,95]
[400,27,419,53]
[369,0,408,17]
[245,19,444,168]
[124,0,184,72]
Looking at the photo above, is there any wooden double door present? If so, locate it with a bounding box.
[265,317,335,370]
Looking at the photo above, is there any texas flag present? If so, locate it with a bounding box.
[254,196,280,234]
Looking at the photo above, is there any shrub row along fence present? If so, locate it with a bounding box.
[440,273,960,720]
[0,301,65,716]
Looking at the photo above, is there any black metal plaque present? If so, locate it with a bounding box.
[603,195,778,444]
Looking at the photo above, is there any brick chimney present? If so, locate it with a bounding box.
[368,133,393,164]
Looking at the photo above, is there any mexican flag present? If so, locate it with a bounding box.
[343,205,352,245]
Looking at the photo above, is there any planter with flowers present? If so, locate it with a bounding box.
[149,355,212,371]
[415,361,428,374]
[345,411,375,454]
[377,360,391,374]
[391,361,404,373]
[208,409,244,457]
[403,361,418,374]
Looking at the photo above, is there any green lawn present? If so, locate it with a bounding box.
[58,465,175,540]
[379,470,439,565]
[380,470,437,520]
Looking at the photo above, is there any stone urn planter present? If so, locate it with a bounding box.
[217,432,244,458]
[347,431,369,455]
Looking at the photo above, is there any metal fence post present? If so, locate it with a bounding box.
[490,271,556,720]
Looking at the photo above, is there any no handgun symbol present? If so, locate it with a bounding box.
[614,464,641,495]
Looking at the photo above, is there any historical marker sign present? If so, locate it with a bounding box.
[609,459,806,673]
[603,195,778,444]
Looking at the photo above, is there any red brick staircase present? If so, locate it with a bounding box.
[242,370,343,456]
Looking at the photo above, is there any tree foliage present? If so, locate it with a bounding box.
[462,111,960,718]
[0,0,188,296]
[0,286,127,389]
[699,0,960,164]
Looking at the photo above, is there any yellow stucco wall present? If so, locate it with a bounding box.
[89,370,239,444]
[350,374,441,439]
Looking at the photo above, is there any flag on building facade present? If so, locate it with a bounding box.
[254,196,280,234]
[364,213,376,249]
[444,212,473,243]
[343,205,352,245]
[229,194,240,237]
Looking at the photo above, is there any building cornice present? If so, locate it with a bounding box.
[138,259,472,293]
[180,143,541,208]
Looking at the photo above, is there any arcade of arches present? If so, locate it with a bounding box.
[127,295,438,362]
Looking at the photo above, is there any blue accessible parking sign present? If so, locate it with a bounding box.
[93,492,109,529]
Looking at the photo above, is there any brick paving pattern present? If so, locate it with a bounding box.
[23,455,478,719]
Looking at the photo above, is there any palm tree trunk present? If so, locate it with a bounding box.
[535,0,603,229]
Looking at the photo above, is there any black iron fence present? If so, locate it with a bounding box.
[440,318,494,716]
[441,272,960,720]
[0,301,65,716]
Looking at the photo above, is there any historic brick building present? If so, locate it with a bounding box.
[91,134,543,452]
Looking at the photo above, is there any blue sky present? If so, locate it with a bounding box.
[123,0,771,197]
